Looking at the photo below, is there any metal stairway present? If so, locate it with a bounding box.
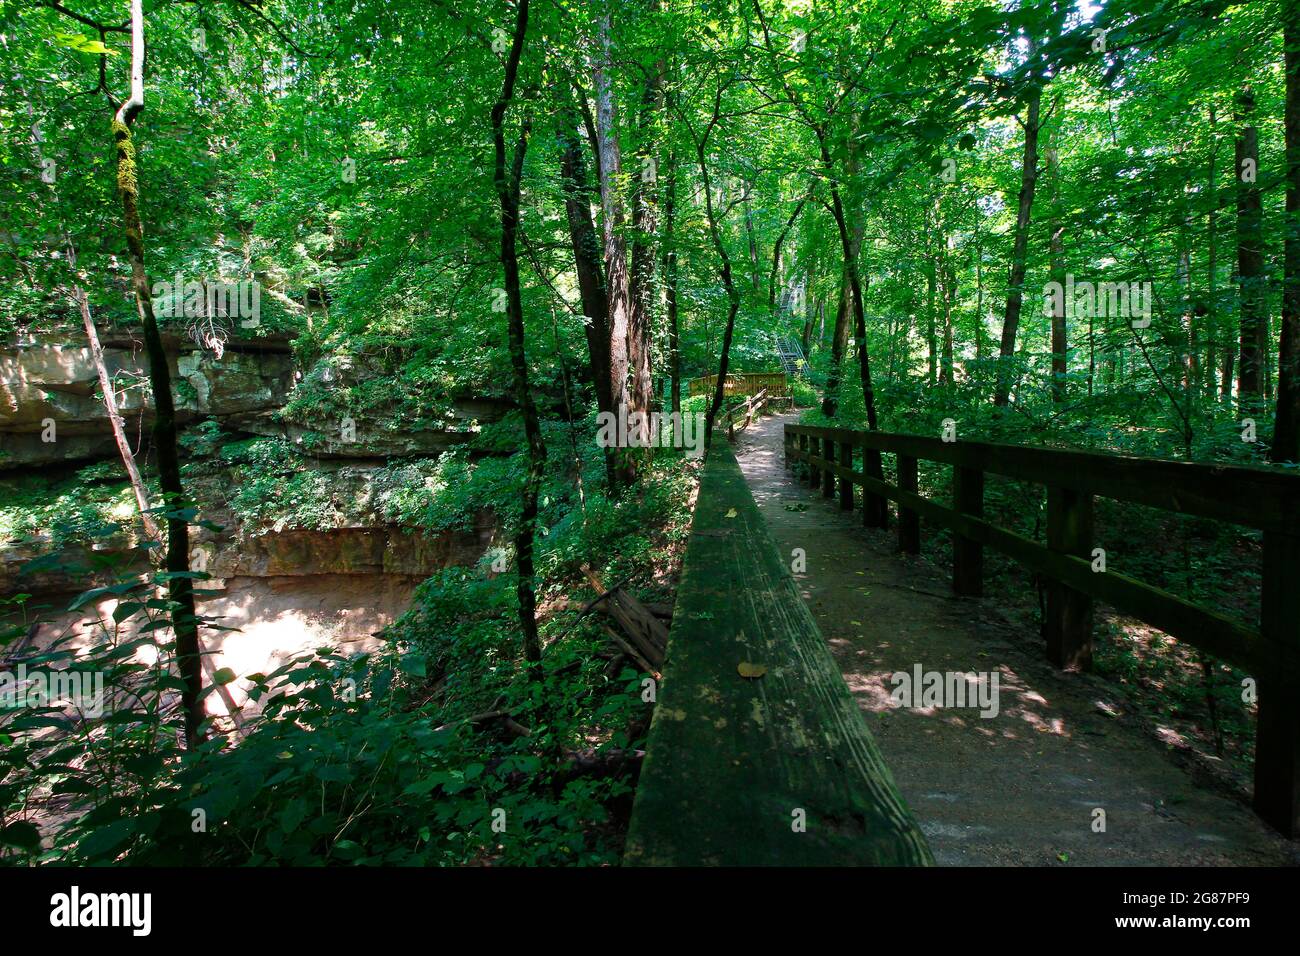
[775,335,806,378]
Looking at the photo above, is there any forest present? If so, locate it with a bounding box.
[1,0,1298,871]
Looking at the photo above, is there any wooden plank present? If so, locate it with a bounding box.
[786,425,1300,532]
[1045,487,1095,671]
[952,465,984,597]
[623,441,932,866]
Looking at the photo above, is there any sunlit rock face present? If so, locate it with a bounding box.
[0,336,513,466]
[0,332,295,470]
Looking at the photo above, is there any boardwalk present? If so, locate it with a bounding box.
[735,411,1299,866]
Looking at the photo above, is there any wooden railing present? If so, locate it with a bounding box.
[723,387,767,438]
[784,422,1300,836]
[688,371,789,399]
[624,440,932,865]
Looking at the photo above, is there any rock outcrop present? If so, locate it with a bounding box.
[0,332,295,470]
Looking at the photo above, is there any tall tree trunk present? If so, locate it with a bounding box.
[629,34,664,444]
[693,139,740,450]
[593,9,635,484]
[926,254,938,386]
[1237,89,1267,403]
[1046,124,1068,403]
[743,195,762,290]
[1275,14,1300,464]
[492,0,544,665]
[75,269,158,542]
[823,265,854,416]
[769,186,809,307]
[940,236,956,386]
[993,68,1043,408]
[112,0,203,747]
[801,289,815,355]
[1207,105,1221,400]
[974,231,985,361]
[821,127,864,418]
[556,91,617,488]
[662,150,681,415]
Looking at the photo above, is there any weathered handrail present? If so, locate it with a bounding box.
[784,422,1300,836]
[688,371,788,399]
[624,440,932,865]
[724,387,768,437]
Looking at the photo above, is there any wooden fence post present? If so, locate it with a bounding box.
[863,449,887,529]
[822,436,836,499]
[1254,530,1300,836]
[952,465,983,597]
[799,433,809,483]
[1044,487,1094,671]
[897,454,920,554]
[838,439,853,511]
[809,436,820,488]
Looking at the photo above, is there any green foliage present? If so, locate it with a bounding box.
[0,470,141,549]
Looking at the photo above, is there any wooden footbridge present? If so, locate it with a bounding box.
[625,419,1300,866]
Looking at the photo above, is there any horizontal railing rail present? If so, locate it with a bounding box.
[784,422,1300,836]
[688,371,789,399]
[624,439,932,865]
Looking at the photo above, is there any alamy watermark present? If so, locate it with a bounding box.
[889,664,1000,718]
[596,404,706,458]
[1043,274,1151,328]
[0,664,105,718]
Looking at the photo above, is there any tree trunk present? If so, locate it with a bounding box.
[593,10,635,484]
[1274,14,1300,464]
[925,227,938,387]
[769,187,809,307]
[1207,105,1221,400]
[112,0,203,748]
[557,91,617,488]
[492,0,544,665]
[1237,90,1267,403]
[76,274,158,542]
[823,266,854,415]
[801,289,815,355]
[663,149,681,415]
[629,40,664,444]
[940,236,956,386]
[993,70,1043,408]
[1046,127,1068,403]
[821,132,864,418]
[743,195,762,290]
[694,140,740,451]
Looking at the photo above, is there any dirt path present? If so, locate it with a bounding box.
[734,411,1298,866]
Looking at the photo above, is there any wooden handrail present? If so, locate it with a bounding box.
[784,422,1300,837]
[724,387,768,437]
[787,425,1300,532]
[624,440,932,865]
[688,371,789,399]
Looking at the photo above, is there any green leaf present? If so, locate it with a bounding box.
[0,821,41,850]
